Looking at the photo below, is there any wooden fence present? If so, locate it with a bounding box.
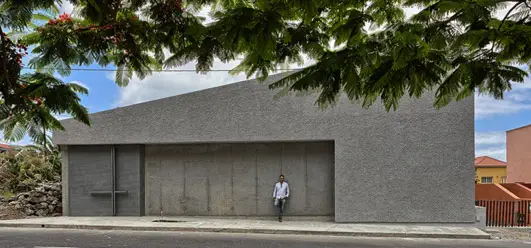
[475,200,531,227]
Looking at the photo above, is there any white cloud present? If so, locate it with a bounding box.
[112,60,249,107]
[475,132,506,145]
[113,73,247,107]
[475,147,506,161]
[474,75,531,119]
[475,94,531,119]
[475,132,507,161]
[513,80,531,90]
[54,114,72,120]
[403,7,420,18]
[112,53,314,107]
[507,92,528,102]
[475,131,507,161]
[493,2,519,20]
[59,1,75,15]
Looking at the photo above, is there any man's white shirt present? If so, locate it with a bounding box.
[273,182,290,199]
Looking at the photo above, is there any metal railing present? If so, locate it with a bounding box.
[475,200,531,227]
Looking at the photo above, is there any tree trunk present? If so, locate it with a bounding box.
[42,120,46,161]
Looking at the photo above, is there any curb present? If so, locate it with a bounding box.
[0,223,491,240]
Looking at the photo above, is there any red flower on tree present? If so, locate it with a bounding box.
[47,12,72,26]
[58,13,72,22]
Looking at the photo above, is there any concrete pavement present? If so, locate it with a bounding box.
[0,228,527,248]
[0,216,490,239]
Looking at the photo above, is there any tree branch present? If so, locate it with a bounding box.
[498,1,523,32]
[0,26,16,89]
[490,1,524,58]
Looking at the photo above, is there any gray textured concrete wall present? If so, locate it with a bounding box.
[67,145,145,216]
[59,145,69,216]
[145,142,334,216]
[68,145,113,216]
[54,73,475,223]
[115,145,145,216]
[475,206,486,229]
[334,113,475,223]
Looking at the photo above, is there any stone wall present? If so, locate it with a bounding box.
[1,182,62,217]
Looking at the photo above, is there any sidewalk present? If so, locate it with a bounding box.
[0,216,490,239]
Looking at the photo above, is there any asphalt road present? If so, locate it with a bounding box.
[0,228,530,248]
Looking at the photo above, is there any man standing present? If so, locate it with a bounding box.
[272,174,289,222]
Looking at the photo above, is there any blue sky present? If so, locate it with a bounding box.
[3,2,531,162]
[474,80,531,161]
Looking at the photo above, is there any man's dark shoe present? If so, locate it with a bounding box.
[279,217,282,222]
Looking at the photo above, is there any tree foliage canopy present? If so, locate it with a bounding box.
[1,1,89,145]
[1,0,530,126]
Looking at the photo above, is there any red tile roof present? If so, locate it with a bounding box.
[0,144,11,149]
[475,156,506,167]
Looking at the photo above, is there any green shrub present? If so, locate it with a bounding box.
[1,191,14,199]
[0,147,61,193]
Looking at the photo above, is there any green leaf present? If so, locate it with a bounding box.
[3,0,531,124]
[31,13,53,22]
[115,65,128,87]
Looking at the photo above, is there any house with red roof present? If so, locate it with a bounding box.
[0,143,12,153]
[475,156,507,184]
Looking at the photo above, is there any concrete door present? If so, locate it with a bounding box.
[68,145,114,216]
[67,145,145,216]
[145,142,334,216]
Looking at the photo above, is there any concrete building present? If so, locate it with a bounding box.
[474,156,507,184]
[507,124,531,183]
[53,73,475,223]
